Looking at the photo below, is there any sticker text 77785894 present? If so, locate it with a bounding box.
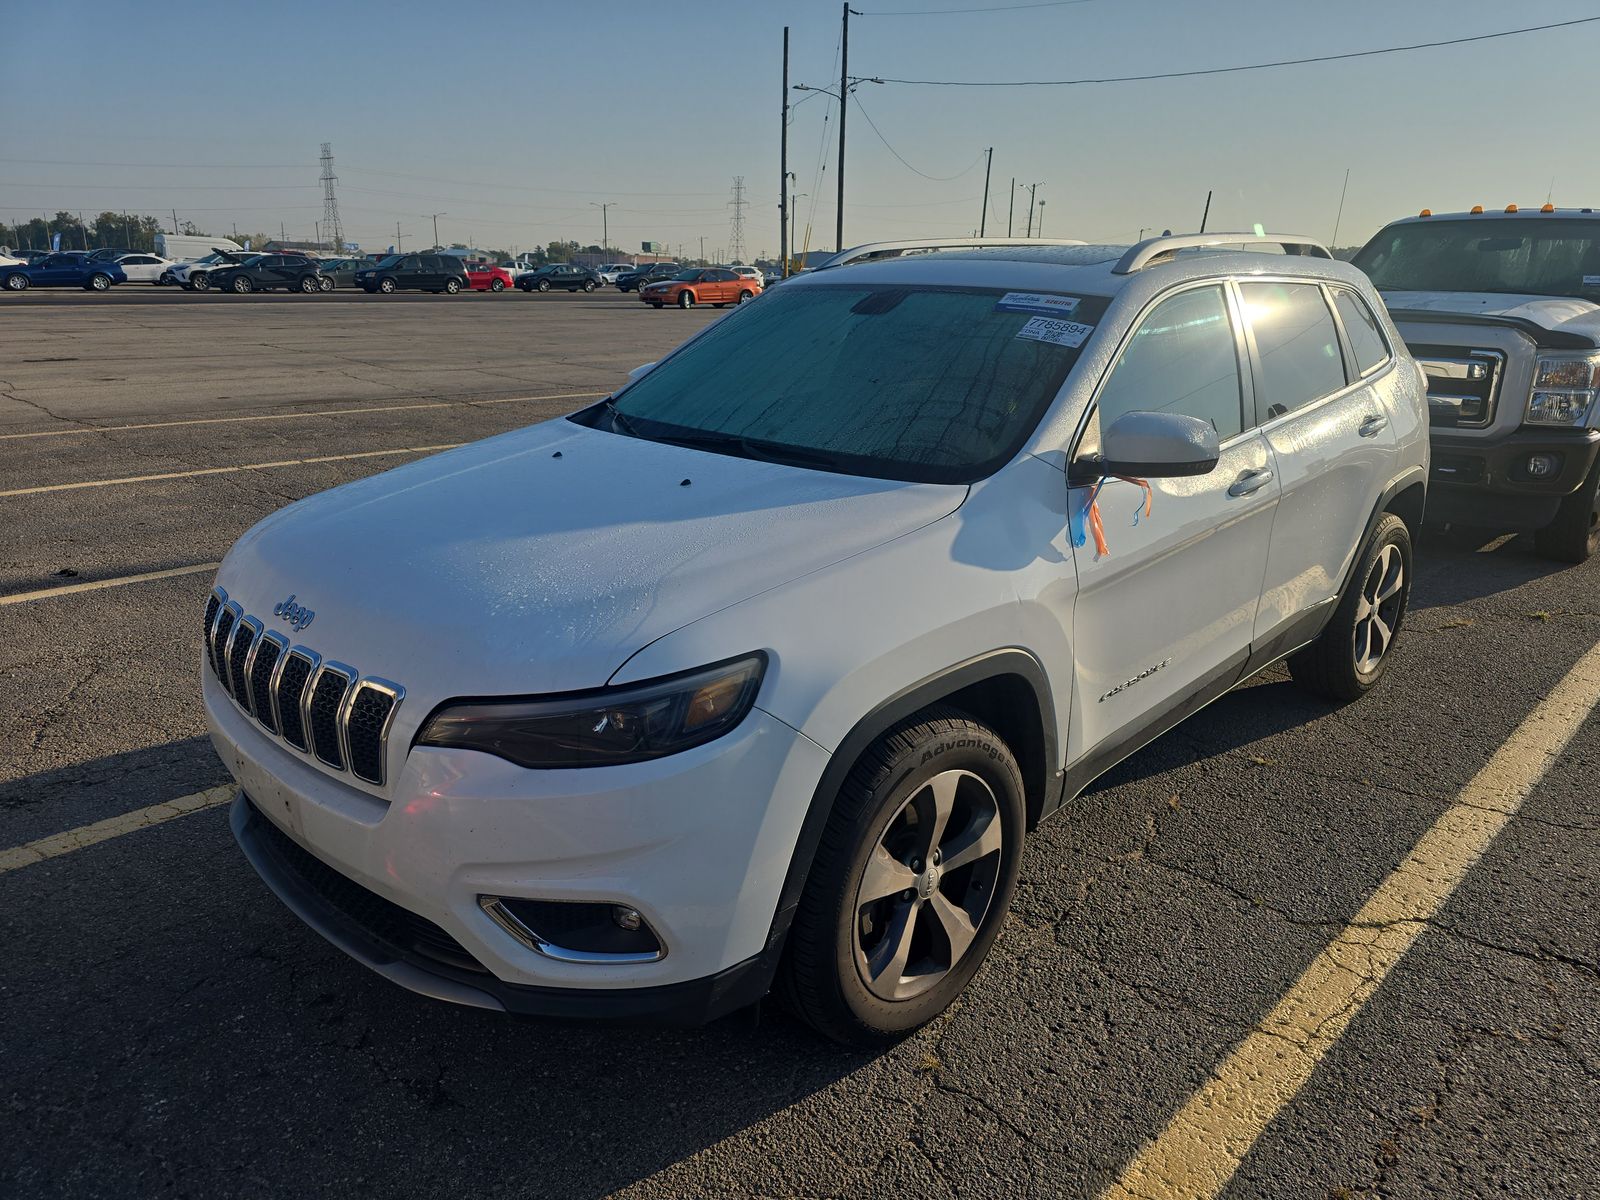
[1014,315,1095,349]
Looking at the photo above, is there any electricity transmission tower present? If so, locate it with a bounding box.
[319,142,344,251]
[728,176,747,264]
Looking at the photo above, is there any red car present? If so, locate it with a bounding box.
[465,262,514,292]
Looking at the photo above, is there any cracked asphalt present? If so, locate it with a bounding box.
[2,289,1597,1199]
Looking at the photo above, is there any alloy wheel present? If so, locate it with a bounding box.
[1353,543,1404,674]
[852,769,1004,1002]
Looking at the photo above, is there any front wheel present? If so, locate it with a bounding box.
[1534,454,1600,564]
[3,273,28,291]
[677,290,694,309]
[298,275,318,294]
[1289,512,1412,701]
[537,279,551,292]
[777,708,1024,1045]
[378,277,396,293]
[444,278,461,294]
[490,278,505,292]
[318,276,334,292]
[230,276,252,294]
[192,273,212,292]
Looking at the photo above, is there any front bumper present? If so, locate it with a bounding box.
[1427,426,1600,529]
[207,669,829,1021]
[640,289,672,303]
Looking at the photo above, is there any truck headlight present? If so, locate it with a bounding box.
[415,654,766,768]
[1527,354,1600,426]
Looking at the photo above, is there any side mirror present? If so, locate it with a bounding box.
[1072,411,1220,483]
[627,361,657,384]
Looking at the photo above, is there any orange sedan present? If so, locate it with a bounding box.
[640,267,762,309]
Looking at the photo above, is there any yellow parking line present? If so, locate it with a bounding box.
[0,391,606,441]
[0,444,464,498]
[0,785,235,875]
[1101,637,1600,1200]
[0,562,221,606]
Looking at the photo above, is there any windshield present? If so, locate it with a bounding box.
[582,284,1109,484]
[373,255,402,268]
[1353,218,1600,300]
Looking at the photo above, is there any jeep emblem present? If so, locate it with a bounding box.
[272,594,315,632]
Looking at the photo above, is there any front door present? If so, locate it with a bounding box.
[1067,282,1281,759]
[1239,280,1400,646]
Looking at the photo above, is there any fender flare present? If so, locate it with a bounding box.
[756,648,1058,972]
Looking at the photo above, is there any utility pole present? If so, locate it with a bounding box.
[1331,167,1351,247]
[431,212,446,248]
[1007,179,1015,236]
[1024,182,1042,237]
[319,142,344,251]
[395,222,404,251]
[780,25,790,276]
[700,236,705,263]
[1037,201,1045,238]
[591,202,612,254]
[979,147,993,237]
[837,2,850,251]
[172,209,179,235]
[729,176,747,263]
[1199,189,1213,233]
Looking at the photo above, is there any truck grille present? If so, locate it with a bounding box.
[204,587,405,787]
[1413,346,1505,429]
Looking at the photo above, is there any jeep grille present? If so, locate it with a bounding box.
[203,587,404,787]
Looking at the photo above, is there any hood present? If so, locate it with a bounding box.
[220,420,965,700]
[1381,289,1600,345]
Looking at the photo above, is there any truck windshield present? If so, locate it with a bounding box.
[1353,218,1600,300]
[581,284,1109,484]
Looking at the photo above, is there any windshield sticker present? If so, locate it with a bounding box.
[1014,315,1094,349]
[995,291,1081,317]
[1584,275,1600,287]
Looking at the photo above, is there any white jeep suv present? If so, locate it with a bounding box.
[205,233,1428,1044]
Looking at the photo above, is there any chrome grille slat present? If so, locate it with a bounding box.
[1414,346,1504,429]
[203,594,403,790]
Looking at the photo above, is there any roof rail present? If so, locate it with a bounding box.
[1112,233,1331,275]
[813,237,1088,272]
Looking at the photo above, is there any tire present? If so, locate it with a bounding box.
[3,273,28,291]
[1534,454,1600,564]
[713,303,727,309]
[379,277,396,293]
[537,279,551,292]
[444,278,461,294]
[777,707,1025,1045]
[298,275,318,294]
[678,290,694,309]
[318,276,334,292]
[363,285,379,294]
[649,303,663,309]
[192,273,212,292]
[1289,512,1412,702]
[87,273,112,291]
[738,290,754,304]
[230,276,252,294]
[490,278,505,292]
[583,279,596,293]
[158,272,173,286]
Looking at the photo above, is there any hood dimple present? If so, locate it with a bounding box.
[220,420,965,699]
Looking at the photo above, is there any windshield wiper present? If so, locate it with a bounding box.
[600,397,640,437]
[654,428,846,471]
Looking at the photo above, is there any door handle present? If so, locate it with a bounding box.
[1358,413,1389,437]
[1227,468,1274,498]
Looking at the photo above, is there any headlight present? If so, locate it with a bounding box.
[1527,354,1600,426]
[415,653,766,768]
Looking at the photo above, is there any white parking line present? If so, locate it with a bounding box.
[0,391,606,441]
[1100,637,1600,1200]
[0,444,464,498]
[0,785,235,875]
[0,562,222,606]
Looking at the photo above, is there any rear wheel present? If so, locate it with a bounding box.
[583,279,596,293]
[1534,454,1600,564]
[444,278,461,294]
[490,278,505,292]
[87,273,112,291]
[678,290,694,309]
[318,276,334,292]
[738,290,754,304]
[230,276,252,294]
[3,273,28,291]
[1289,513,1412,701]
[778,708,1024,1045]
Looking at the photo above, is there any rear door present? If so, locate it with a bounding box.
[1241,279,1400,651]
[1068,281,1282,758]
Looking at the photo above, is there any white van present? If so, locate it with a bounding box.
[154,233,245,262]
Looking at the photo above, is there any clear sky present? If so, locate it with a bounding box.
[6,0,1600,258]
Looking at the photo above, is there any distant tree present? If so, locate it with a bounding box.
[178,219,208,236]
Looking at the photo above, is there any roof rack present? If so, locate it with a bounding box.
[1112,233,1331,276]
[813,237,1089,272]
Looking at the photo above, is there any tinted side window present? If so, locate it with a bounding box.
[1332,288,1390,376]
[1240,281,1347,418]
[1096,285,1244,440]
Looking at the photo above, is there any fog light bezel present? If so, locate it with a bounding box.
[478,895,666,964]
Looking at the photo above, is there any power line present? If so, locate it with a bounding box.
[874,15,1600,85]
[864,0,1096,14]
[850,95,983,181]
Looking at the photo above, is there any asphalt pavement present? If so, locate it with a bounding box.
[2,288,1596,1199]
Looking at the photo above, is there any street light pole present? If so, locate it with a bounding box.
[1024,182,1042,237]
[979,147,993,237]
[837,2,850,252]
[431,212,446,248]
[780,25,790,276]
